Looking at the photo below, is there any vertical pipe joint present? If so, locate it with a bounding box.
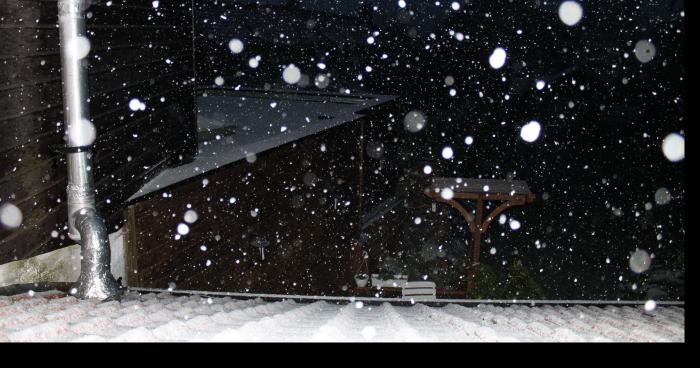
[72,208,121,300]
[59,0,93,240]
[66,150,95,241]
[58,0,90,16]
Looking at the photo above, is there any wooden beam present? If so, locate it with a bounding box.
[481,201,517,234]
[425,185,535,294]
[474,195,484,266]
[425,192,477,234]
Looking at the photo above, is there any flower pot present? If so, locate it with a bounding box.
[354,274,369,288]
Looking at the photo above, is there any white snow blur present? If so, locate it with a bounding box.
[558,1,583,26]
[662,133,684,162]
[0,203,22,229]
[488,47,507,69]
[228,38,244,54]
[282,64,302,84]
[520,121,542,142]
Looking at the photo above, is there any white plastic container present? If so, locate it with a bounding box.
[354,274,369,288]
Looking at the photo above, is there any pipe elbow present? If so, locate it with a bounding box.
[72,208,121,300]
[74,208,109,247]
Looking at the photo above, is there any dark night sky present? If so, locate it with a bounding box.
[194,0,685,300]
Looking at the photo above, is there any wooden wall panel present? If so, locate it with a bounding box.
[0,0,197,264]
[126,121,363,296]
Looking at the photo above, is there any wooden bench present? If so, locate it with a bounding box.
[353,286,467,299]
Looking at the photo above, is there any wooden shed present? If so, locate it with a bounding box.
[124,88,397,295]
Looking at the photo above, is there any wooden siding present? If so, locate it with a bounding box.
[126,120,364,295]
[0,0,197,264]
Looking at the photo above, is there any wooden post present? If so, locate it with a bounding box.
[425,178,535,296]
[466,196,484,293]
[474,195,484,268]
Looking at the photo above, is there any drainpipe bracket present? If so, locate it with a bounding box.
[58,0,91,17]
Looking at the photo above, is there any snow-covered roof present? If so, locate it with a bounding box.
[0,291,684,342]
[432,178,534,196]
[127,89,395,202]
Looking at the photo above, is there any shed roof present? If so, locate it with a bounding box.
[431,178,533,196]
[128,89,395,202]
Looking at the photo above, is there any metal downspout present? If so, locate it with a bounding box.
[58,0,120,300]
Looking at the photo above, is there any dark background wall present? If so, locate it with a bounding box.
[0,0,197,264]
[190,0,685,300]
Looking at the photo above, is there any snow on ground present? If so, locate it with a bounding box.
[0,291,684,342]
[0,228,126,288]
